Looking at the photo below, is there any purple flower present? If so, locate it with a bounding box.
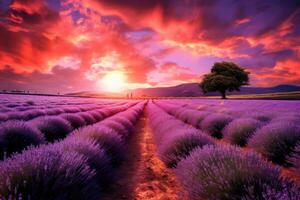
[159,129,214,168]
[69,125,125,167]
[62,107,81,113]
[78,112,97,125]
[289,144,300,174]
[31,116,73,142]
[58,138,113,187]
[21,110,45,120]
[43,108,64,115]
[0,145,100,200]
[248,122,300,166]
[61,113,86,129]
[223,118,262,146]
[0,120,45,159]
[113,116,134,131]
[87,111,103,121]
[200,113,233,138]
[0,114,8,122]
[175,145,291,200]
[101,120,130,140]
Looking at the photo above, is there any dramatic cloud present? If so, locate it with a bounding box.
[0,0,299,93]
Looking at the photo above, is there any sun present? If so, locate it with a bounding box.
[98,71,127,93]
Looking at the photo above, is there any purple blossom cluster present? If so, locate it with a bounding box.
[29,116,73,142]
[0,144,101,200]
[0,120,45,159]
[60,113,87,129]
[200,113,232,138]
[223,118,262,146]
[175,145,299,200]
[289,144,300,176]
[248,122,300,166]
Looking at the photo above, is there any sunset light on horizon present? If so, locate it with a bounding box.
[0,0,299,94]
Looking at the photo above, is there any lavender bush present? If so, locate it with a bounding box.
[122,111,140,124]
[271,115,300,125]
[88,111,103,121]
[101,120,130,140]
[0,107,13,113]
[70,125,125,167]
[78,112,97,125]
[200,113,232,138]
[175,145,293,200]
[21,109,45,120]
[248,122,300,166]
[43,108,64,115]
[61,113,86,129]
[7,111,23,121]
[59,138,113,187]
[25,100,35,105]
[159,129,214,168]
[244,181,300,200]
[223,118,262,146]
[247,112,273,122]
[186,111,211,128]
[0,121,45,159]
[289,144,300,173]
[174,108,190,123]
[0,114,8,122]
[63,107,81,113]
[113,116,134,132]
[32,116,73,142]
[0,145,100,200]
[16,106,31,111]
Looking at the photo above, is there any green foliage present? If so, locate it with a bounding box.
[200,62,249,98]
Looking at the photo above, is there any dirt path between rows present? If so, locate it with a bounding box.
[102,114,188,200]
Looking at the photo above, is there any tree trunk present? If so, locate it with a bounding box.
[221,91,226,99]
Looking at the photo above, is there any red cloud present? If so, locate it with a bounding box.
[0,0,75,73]
[250,58,300,86]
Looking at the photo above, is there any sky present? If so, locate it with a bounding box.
[0,0,299,94]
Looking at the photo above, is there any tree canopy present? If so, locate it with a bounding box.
[200,62,250,99]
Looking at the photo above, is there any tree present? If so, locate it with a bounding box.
[200,62,249,99]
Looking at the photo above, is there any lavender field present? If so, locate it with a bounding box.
[0,94,300,200]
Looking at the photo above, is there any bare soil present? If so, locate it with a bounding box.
[102,115,188,200]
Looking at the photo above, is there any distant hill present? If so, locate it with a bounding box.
[65,84,300,98]
[131,83,300,97]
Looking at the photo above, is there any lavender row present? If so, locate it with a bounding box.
[147,101,214,168]
[163,99,300,119]
[0,96,118,113]
[0,101,128,122]
[68,101,146,166]
[147,102,300,199]
[155,101,300,168]
[0,94,121,107]
[0,102,138,160]
[0,101,145,199]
